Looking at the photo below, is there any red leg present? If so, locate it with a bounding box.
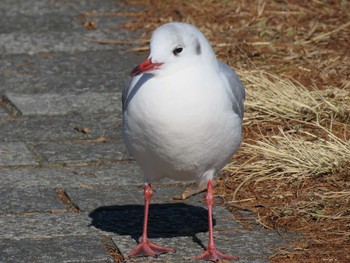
[129,184,175,258]
[193,180,239,262]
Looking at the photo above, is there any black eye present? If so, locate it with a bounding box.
[173,46,183,56]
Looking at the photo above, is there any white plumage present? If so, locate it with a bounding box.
[123,22,245,186]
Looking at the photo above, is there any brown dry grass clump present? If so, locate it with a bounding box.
[89,0,350,262]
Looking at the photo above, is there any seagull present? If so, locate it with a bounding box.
[122,22,245,262]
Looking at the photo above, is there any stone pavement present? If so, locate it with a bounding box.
[0,1,291,262]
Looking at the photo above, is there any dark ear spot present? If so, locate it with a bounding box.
[195,40,201,55]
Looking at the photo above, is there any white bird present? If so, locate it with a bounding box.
[122,22,245,262]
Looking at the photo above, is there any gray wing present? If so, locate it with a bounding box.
[218,61,245,119]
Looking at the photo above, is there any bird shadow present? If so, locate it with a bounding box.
[88,203,215,249]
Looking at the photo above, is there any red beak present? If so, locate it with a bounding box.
[129,58,163,77]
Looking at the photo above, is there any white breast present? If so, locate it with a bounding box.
[123,66,242,186]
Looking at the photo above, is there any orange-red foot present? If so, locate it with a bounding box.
[193,247,239,262]
[129,240,175,258]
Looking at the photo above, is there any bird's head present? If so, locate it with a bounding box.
[129,22,216,77]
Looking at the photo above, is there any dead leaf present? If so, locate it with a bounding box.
[74,127,91,134]
[84,20,96,30]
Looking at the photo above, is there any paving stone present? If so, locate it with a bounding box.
[0,187,66,214]
[4,92,122,116]
[0,213,98,239]
[0,236,113,263]
[73,185,244,236]
[0,10,131,36]
[0,13,136,55]
[66,185,187,212]
[103,226,290,263]
[0,114,122,142]
[0,0,138,55]
[111,235,195,262]
[0,193,287,263]
[111,234,274,263]
[196,229,291,262]
[88,201,243,237]
[0,210,291,263]
[0,164,142,188]
[65,185,175,211]
[1,0,131,17]
[0,13,82,35]
[0,32,109,55]
[66,184,206,212]
[0,49,142,95]
[83,185,282,262]
[65,182,239,214]
[0,106,8,117]
[33,140,131,165]
[0,142,38,166]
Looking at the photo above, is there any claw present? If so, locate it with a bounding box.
[193,247,239,262]
[129,240,175,258]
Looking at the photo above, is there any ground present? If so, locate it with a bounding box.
[0,1,295,262]
[1,0,349,262]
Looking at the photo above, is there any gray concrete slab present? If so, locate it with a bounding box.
[0,32,117,55]
[0,114,122,142]
[0,164,142,188]
[0,0,140,17]
[33,139,131,165]
[4,92,122,115]
[0,106,8,117]
[0,213,98,239]
[0,49,142,94]
[0,14,83,34]
[111,233,276,263]
[0,236,114,263]
[96,219,289,263]
[0,10,132,36]
[65,185,201,212]
[67,187,142,212]
[0,142,38,166]
[0,187,66,214]
[0,0,138,55]
[87,199,244,236]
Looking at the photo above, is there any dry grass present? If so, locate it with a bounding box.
[239,70,350,125]
[225,126,350,182]
[88,0,350,261]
